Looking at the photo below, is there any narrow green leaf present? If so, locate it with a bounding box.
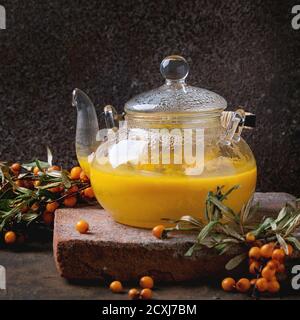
[276,234,289,254]
[219,185,240,201]
[47,146,53,167]
[225,252,247,271]
[197,220,219,242]
[61,170,72,188]
[38,182,61,190]
[185,243,201,257]
[286,236,300,251]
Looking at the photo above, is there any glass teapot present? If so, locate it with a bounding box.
[73,55,257,228]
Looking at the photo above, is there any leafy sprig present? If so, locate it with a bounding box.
[163,186,300,270]
[0,149,93,239]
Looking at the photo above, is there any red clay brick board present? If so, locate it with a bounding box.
[53,193,298,282]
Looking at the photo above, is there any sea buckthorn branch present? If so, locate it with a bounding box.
[0,149,96,245]
[153,186,300,270]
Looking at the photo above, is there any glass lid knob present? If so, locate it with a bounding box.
[160,55,189,82]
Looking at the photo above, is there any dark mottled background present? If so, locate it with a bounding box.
[0,0,299,195]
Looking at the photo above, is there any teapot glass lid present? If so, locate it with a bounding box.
[125,55,227,114]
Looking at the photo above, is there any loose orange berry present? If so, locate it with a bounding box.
[249,261,261,274]
[272,248,285,262]
[70,166,82,180]
[277,263,285,273]
[140,288,153,300]
[109,281,123,293]
[48,165,61,172]
[128,288,140,300]
[260,243,274,259]
[249,246,261,260]
[42,211,54,225]
[83,187,95,199]
[4,231,17,244]
[268,280,280,293]
[76,220,89,234]
[80,171,89,183]
[33,166,40,176]
[63,196,77,207]
[46,201,59,213]
[246,232,255,243]
[261,267,276,280]
[236,278,251,293]
[256,278,268,292]
[140,276,154,289]
[152,225,165,239]
[221,277,236,292]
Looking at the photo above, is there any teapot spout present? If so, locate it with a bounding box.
[73,88,99,172]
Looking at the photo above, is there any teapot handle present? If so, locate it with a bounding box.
[103,105,125,130]
[221,108,256,144]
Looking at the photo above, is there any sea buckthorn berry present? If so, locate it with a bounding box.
[152,225,166,239]
[128,288,140,300]
[140,276,154,289]
[31,202,39,212]
[277,263,285,273]
[272,248,285,261]
[253,240,263,247]
[15,180,24,187]
[249,261,261,274]
[42,211,54,225]
[80,171,89,183]
[4,231,17,244]
[49,186,61,193]
[46,201,59,213]
[76,220,89,234]
[109,281,123,293]
[70,166,82,180]
[261,266,276,280]
[33,180,41,187]
[286,244,293,256]
[140,288,153,300]
[11,163,21,173]
[245,232,255,243]
[267,260,279,271]
[63,196,77,207]
[236,278,251,293]
[268,280,280,293]
[21,205,29,214]
[221,277,236,292]
[23,180,34,189]
[260,243,274,259]
[67,185,79,194]
[33,166,40,176]
[83,187,95,199]
[249,246,261,260]
[48,165,61,172]
[255,278,268,292]
[250,279,257,286]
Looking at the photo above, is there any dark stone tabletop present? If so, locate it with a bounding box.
[0,0,299,195]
